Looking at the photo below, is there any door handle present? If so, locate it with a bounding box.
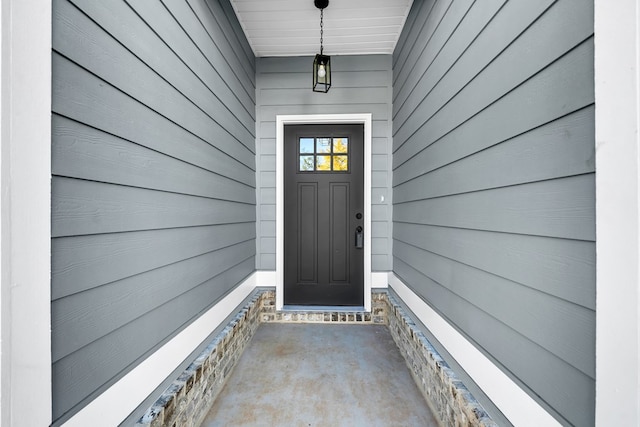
[355,226,363,249]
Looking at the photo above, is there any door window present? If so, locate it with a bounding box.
[298,137,349,172]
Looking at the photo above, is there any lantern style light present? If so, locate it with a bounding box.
[313,0,331,93]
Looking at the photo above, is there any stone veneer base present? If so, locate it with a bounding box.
[136,289,497,427]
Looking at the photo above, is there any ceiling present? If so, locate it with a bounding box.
[229,0,414,57]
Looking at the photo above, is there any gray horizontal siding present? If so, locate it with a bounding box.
[51,0,255,423]
[52,114,253,188]
[392,0,595,426]
[52,177,255,237]
[395,175,595,240]
[256,55,393,271]
[394,223,595,310]
[52,223,255,300]
[52,241,256,362]
[52,257,254,421]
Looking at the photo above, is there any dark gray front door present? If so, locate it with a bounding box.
[284,124,364,306]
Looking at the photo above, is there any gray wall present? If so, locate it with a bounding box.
[392,0,595,425]
[51,0,256,422]
[256,55,393,271]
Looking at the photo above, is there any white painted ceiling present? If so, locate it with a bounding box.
[229,0,414,57]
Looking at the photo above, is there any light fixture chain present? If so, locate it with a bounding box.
[320,8,324,55]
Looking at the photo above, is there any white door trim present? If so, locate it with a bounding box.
[276,114,373,311]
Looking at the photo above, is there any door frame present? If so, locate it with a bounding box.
[276,114,372,311]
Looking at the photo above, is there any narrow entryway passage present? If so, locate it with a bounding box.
[201,323,440,427]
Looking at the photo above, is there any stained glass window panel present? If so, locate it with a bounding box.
[300,156,315,171]
[298,136,350,172]
[333,138,348,153]
[316,138,331,153]
[333,155,348,171]
[316,155,331,171]
[300,138,314,153]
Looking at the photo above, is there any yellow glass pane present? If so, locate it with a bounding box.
[316,155,331,170]
[333,155,348,171]
[333,138,348,153]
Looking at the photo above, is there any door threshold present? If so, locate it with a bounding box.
[282,305,367,313]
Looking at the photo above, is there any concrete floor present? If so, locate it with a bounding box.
[201,324,440,427]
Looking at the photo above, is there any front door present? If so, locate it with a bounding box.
[284,124,364,306]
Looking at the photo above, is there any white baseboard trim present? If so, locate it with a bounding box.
[388,273,560,427]
[62,273,258,427]
[371,272,389,288]
[255,270,277,287]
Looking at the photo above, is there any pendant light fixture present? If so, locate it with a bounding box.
[312,0,331,93]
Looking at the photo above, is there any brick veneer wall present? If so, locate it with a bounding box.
[385,292,497,427]
[135,291,263,427]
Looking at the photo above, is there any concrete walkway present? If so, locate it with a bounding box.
[201,323,440,427]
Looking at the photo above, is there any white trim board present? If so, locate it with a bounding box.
[371,272,388,288]
[0,0,52,425]
[62,273,258,427]
[276,114,373,311]
[388,273,561,427]
[255,270,277,287]
[594,0,640,425]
